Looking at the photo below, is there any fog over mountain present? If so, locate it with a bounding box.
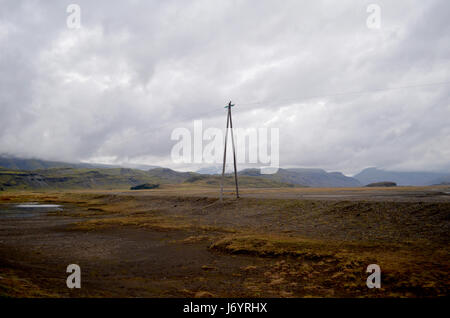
[354,167,450,186]
[0,1,449,175]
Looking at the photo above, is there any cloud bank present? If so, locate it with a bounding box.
[0,0,449,174]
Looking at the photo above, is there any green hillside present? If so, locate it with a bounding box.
[0,167,156,190]
[183,174,297,188]
[0,167,297,191]
[0,157,366,191]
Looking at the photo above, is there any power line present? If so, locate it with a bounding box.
[109,79,450,148]
[236,80,450,107]
[139,80,450,135]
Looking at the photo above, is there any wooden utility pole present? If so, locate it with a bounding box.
[220,101,239,201]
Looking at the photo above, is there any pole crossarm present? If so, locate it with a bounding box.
[224,101,235,109]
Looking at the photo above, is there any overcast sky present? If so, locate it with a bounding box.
[0,0,449,175]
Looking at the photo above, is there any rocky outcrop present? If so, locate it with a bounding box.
[366,181,397,187]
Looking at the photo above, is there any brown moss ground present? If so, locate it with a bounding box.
[0,188,449,297]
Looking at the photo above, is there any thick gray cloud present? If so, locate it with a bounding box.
[0,0,448,174]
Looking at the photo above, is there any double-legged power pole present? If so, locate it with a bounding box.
[220,101,239,201]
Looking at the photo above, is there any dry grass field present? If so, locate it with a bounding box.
[0,186,449,297]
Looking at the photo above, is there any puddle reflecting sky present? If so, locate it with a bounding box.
[0,203,63,218]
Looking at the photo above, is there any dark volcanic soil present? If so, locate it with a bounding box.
[0,187,449,297]
[0,208,275,297]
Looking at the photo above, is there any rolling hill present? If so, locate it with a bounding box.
[0,167,156,190]
[0,156,368,190]
[0,166,298,191]
[10,157,439,190]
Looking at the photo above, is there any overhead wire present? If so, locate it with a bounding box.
[108,80,450,148]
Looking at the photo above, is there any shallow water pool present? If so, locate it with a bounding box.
[0,203,63,218]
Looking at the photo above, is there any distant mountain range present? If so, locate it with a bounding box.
[238,168,362,188]
[0,157,448,190]
[0,166,295,191]
[196,166,222,175]
[0,156,158,171]
[0,157,295,190]
[0,156,106,170]
[354,167,450,186]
